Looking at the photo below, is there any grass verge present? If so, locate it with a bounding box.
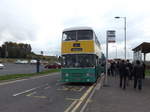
[146,69,150,76]
[0,69,60,81]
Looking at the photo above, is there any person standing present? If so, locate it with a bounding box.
[116,61,120,76]
[133,60,143,90]
[126,60,133,85]
[119,60,128,90]
[110,61,115,76]
[108,61,111,76]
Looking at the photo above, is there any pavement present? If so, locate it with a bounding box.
[84,76,150,112]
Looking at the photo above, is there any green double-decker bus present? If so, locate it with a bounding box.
[61,27,104,83]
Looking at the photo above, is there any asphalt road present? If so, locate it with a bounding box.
[0,63,46,76]
[0,72,94,112]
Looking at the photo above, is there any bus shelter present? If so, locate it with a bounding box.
[132,42,150,62]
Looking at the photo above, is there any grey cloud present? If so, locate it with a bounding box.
[0,0,37,42]
[63,16,90,28]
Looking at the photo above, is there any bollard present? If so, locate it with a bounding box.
[36,59,40,73]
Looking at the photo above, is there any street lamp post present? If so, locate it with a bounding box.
[115,16,126,60]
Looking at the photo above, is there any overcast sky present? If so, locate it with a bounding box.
[0,0,150,59]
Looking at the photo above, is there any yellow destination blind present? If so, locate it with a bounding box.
[61,40,94,54]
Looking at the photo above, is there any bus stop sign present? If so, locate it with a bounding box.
[107,30,116,43]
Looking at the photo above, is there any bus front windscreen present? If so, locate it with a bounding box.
[62,30,93,41]
[62,54,95,68]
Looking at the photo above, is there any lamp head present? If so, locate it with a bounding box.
[114,16,120,19]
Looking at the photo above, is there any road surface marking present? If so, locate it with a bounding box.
[64,84,95,112]
[78,86,85,92]
[32,96,47,99]
[64,101,78,112]
[71,84,95,112]
[0,79,28,86]
[13,83,48,97]
[13,88,37,96]
[80,87,97,112]
[66,98,81,101]
[80,76,104,112]
[57,86,85,92]
[26,92,47,99]
[57,86,69,91]
[56,83,59,86]
[44,86,51,89]
[26,92,37,97]
[0,73,58,86]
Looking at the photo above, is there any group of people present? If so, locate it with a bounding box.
[107,59,145,90]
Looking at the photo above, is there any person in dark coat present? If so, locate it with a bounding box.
[133,60,144,90]
[110,61,115,76]
[119,60,128,89]
[116,61,120,76]
[126,60,133,86]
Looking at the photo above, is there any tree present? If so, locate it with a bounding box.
[0,42,32,58]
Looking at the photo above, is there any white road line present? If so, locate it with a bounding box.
[0,73,58,86]
[13,88,37,96]
[26,91,37,97]
[13,83,48,97]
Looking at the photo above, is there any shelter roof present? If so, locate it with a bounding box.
[132,42,150,53]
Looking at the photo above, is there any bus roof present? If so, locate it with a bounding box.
[63,26,93,32]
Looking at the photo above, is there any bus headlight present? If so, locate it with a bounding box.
[65,79,69,82]
[65,73,69,77]
[87,73,93,76]
[86,73,90,76]
[87,79,90,82]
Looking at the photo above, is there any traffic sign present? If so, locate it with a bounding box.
[107,30,116,43]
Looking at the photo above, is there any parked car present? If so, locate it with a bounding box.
[0,63,4,69]
[15,60,28,64]
[45,63,61,69]
[15,60,22,64]
[30,60,37,64]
